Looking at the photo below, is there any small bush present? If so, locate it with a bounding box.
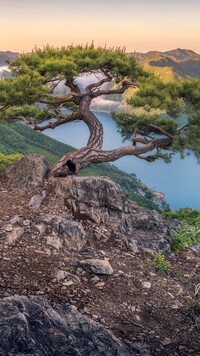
[149,251,170,272]
[171,224,200,252]
[162,208,200,227]
[0,153,23,171]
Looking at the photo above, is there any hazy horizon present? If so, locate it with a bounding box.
[0,47,200,56]
[0,0,200,53]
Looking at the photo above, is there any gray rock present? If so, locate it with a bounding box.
[5,154,51,190]
[23,219,31,226]
[0,295,136,355]
[6,227,25,245]
[91,276,100,283]
[40,215,86,251]
[51,176,177,254]
[191,240,200,253]
[4,224,13,232]
[9,215,22,225]
[129,239,139,254]
[35,223,47,235]
[27,190,47,209]
[79,258,114,275]
[52,176,130,223]
[45,233,63,250]
[54,270,80,283]
[142,282,152,289]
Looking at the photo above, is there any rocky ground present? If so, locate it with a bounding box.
[0,155,200,355]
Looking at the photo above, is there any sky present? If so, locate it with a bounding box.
[0,0,200,53]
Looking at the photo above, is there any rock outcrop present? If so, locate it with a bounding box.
[0,295,144,356]
[5,154,51,190]
[51,176,178,253]
[4,155,178,254]
[39,215,87,251]
[1,155,200,355]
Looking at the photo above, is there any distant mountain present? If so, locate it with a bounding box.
[1,48,200,82]
[133,48,200,81]
[0,51,19,79]
[0,51,19,66]
[163,48,199,61]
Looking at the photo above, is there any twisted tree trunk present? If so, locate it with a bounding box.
[49,91,173,177]
[16,69,173,178]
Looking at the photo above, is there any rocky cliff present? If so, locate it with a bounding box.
[0,154,199,355]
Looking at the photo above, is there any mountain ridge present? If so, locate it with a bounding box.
[133,48,200,81]
[0,50,19,66]
[1,48,200,82]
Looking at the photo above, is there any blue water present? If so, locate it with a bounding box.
[43,111,200,210]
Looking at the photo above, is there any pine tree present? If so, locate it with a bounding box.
[0,45,199,177]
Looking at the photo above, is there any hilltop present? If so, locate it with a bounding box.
[133,48,200,81]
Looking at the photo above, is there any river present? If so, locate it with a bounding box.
[43,111,200,210]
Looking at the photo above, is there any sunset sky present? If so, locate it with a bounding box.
[0,0,200,53]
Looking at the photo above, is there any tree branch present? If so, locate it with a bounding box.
[85,70,112,94]
[43,92,83,100]
[178,124,190,133]
[40,91,83,106]
[18,111,81,131]
[65,80,82,94]
[92,80,137,97]
[43,77,63,85]
[88,137,172,164]
[148,124,174,138]
[132,137,150,145]
[0,105,10,112]
[134,154,157,162]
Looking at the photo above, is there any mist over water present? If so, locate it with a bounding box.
[54,74,125,111]
[43,111,200,210]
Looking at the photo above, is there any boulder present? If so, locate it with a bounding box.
[79,258,114,275]
[5,154,51,190]
[0,295,135,355]
[51,176,130,224]
[40,215,86,251]
[51,176,177,254]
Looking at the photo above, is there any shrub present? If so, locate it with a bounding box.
[0,153,23,171]
[162,208,200,227]
[149,251,170,272]
[171,224,200,252]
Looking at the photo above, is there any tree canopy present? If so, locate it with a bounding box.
[114,75,200,162]
[0,45,200,176]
